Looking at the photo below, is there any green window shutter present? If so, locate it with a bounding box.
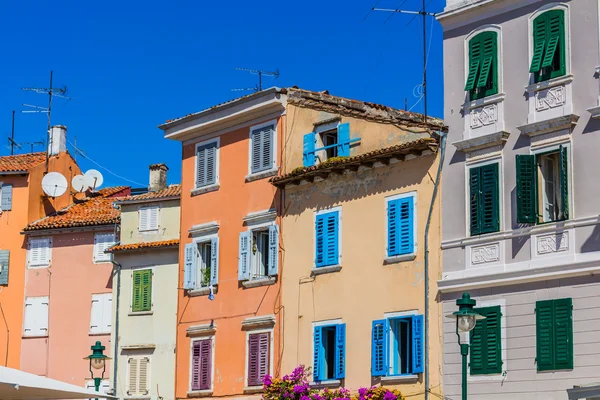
[480,163,500,234]
[554,298,573,370]
[560,146,569,220]
[465,37,481,91]
[536,300,555,371]
[516,155,538,224]
[469,315,485,374]
[530,15,547,73]
[469,167,482,236]
[470,306,502,375]
[476,32,498,93]
[141,270,152,312]
[533,10,566,82]
[132,271,143,312]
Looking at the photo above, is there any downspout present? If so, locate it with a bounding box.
[111,260,122,397]
[424,131,447,400]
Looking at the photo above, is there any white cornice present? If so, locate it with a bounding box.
[189,221,219,237]
[186,323,217,337]
[241,314,276,330]
[243,209,277,226]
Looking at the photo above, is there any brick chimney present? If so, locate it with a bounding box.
[48,125,67,156]
[149,164,168,192]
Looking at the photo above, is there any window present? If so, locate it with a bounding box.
[28,237,52,268]
[183,238,219,290]
[469,163,499,236]
[250,122,275,174]
[470,306,502,375]
[371,315,423,377]
[516,146,568,224]
[247,332,270,387]
[23,296,49,337]
[94,233,115,263]
[536,298,573,371]
[196,140,218,188]
[530,10,566,83]
[0,250,9,285]
[465,31,498,100]
[132,269,152,313]
[315,210,340,267]
[90,293,112,334]
[238,226,279,281]
[386,194,416,258]
[127,356,150,396]
[191,338,213,391]
[303,123,359,167]
[313,323,345,382]
[139,206,159,232]
[0,183,13,211]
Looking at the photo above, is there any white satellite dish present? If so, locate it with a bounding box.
[84,169,104,191]
[42,172,68,198]
[71,175,89,193]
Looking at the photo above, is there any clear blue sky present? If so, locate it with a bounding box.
[0,0,444,188]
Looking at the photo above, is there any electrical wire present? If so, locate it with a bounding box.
[408,15,435,112]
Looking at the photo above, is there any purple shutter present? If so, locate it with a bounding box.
[247,334,260,386]
[191,339,212,391]
[191,341,202,390]
[258,333,270,384]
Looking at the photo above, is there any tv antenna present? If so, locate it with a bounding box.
[21,70,71,171]
[234,68,280,92]
[373,0,438,122]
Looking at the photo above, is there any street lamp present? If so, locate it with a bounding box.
[445,293,486,400]
[84,341,111,393]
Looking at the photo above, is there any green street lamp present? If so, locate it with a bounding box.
[84,341,111,394]
[445,293,486,400]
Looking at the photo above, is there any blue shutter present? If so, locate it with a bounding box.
[371,319,388,377]
[335,323,346,379]
[238,232,250,281]
[313,326,322,381]
[337,123,350,157]
[387,200,399,257]
[0,250,9,285]
[315,215,325,267]
[325,212,339,266]
[412,314,424,374]
[303,133,316,167]
[398,197,414,255]
[1,184,13,211]
[210,237,219,285]
[268,225,279,276]
[183,243,197,290]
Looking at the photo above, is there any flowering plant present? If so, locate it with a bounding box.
[262,365,404,400]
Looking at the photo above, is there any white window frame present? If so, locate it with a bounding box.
[312,318,344,383]
[192,234,218,290]
[126,355,151,397]
[189,335,216,393]
[130,266,154,314]
[23,296,49,337]
[314,121,340,163]
[194,137,220,190]
[94,233,115,264]
[243,327,274,389]
[89,293,112,335]
[27,237,52,269]
[245,219,277,281]
[138,205,159,233]
[313,206,342,268]
[384,192,418,261]
[247,120,277,177]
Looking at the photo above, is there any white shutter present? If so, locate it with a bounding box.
[90,293,112,334]
[94,233,115,263]
[28,237,51,267]
[127,358,138,395]
[139,206,159,232]
[24,296,49,336]
[37,297,49,335]
[89,296,102,334]
[149,207,159,230]
[23,298,35,336]
[128,356,150,396]
[103,294,112,332]
[139,208,149,231]
[139,357,149,394]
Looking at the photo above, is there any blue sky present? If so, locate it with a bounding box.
[0,0,444,188]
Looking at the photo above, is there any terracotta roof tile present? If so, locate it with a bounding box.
[115,184,181,204]
[0,152,46,172]
[24,186,130,231]
[106,239,179,253]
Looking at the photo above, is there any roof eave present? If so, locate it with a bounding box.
[0,170,30,175]
[22,223,117,236]
[113,195,181,205]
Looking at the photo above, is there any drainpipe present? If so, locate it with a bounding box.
[110,260,122,396]
[424,131,447,400]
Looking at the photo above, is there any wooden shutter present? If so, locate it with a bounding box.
[560,146,569,220]
[247,333,262,386]
[315,214,326,267]
[530,15,547,73]
[258,332,270,384]
[0,250,9,285]
[303,133,316,167]
[183,243,197,290]
[412,314,424,373]
[29,238,51,267]
[94,233,114,263]
[325,212,339,266]
[1,184,13,211]
[268,225,279,276]
[387,197,415,256]
[469,167,482,236]
[90,295,102,334]
[205,143,216,185]
[470,306,502,375]
[209,237,219,286]
[334,324,346,379]
[238,232,250,281]
[102,294,112,332]
[24,297,48,336]
[480,164,499,234]
[553,298,573,370]
[516,155,538,224]
[541,11,564,70]
[127,358,138,395]
[465,37,481,91]
[148,207,159,230]
[261,126,274,171]
[371,320,388,377]
[139,207,149,231]
[141,270,152,311]
[192,340,212,391]
[191,341,202,390]
[337,123,351,157]
[251,129,263,173]
[197,145,207,187]
[313,326,322,381]
[476,32,497,91]
[536,300,556,371]
[139,357,149,394]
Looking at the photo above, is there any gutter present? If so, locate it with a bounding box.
[110,260,122,396]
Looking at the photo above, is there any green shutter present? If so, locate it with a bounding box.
[470,306,502,375]
[469,164,499,236]
[132,271,143,312]
[530,15,547,73]
[132,270,152,312]
[469,167,482,236]
[533,10,566,82]
[516,155,537,224]
[465,38,481,91]
[536,298,573,371]
[560,146,569,220]
[467,31,498,99]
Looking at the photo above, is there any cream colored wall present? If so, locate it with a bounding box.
[119,199,180,245]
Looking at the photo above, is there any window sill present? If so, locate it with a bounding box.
[380,375,419,384]
[243,386,264,394]
[89,331,111,336]
[187,390,213,397]
[462,92,505,111]
[310,380,341,389]
[384,254,416,265]
[525,74,574,93]
[311,265,342,276]
[245,168,278,182]
[187,286,218,297]
[191,184,220,197]
[128,311,153,316]
[124,397,151,400]
[242,277,276,288]
[27,265,50,269]
[22,334,48,339]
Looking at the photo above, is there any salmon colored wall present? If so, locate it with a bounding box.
[175,117,284,399]
[21,230,112,383]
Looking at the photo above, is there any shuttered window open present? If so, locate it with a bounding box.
[313,324,346,381]
[470,306,502,375]
[196,141,218,188]
[191,339,212,391]
[250,124,275,174]
[469,164,499,236]
[465,31,498,100]
[132,269,152,312]
[247,332,270,387]
[536,298,573,371]
[531,10,566,82]
[93,233,115,263]
[0,250,9,285]
[315,211,340,267]
[387,195,415,257]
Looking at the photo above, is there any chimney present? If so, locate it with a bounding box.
[48,125,67,156]
[149,164,168,192]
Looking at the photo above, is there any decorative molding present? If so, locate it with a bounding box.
[242,277,277,289]
[187,390,213,398]
[310,380,341,389]
[380,375,419,384]
[188,286,218,297]
[311,266,342,276]
[121,344,156,350]
[471,243,500,265]
[517,114,579,137]
[186,323,217,337]
[462,92,506,112]
[191,184,220,197]
[189,221,219,237]
[241,314,276,330]
[537,232,569,255]
[384,254,417,265]
[243,387,264,395]
[453,131,509,154]
[536,85,565,112]
[526,74,574,93]
[243,209,277,226]
[245,168,278,183]
[587,105,600,120]
[470,104,497,129]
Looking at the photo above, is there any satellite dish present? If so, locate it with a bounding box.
[42,172,68,198]
[71,175,89,193]
[84,169,104,190]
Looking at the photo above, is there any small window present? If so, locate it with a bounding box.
[250,123,275,174]
[196,141,218,188]
[371,315,423,377]
[0,250,10,285]
[530,9,566,83]
[94,233,115,263]
[303,123,358,167]
[387,194,415,257]
[127,356,150,396]
[132,269,152,312]
[198,242,213,288]
[0,183,13,211]
[469,163,500,236]
[238,226,279,281]
[191,338,213,391]
[28,237,52,268]
[23,296,49,337]
[315,210,340,267]
[465,31,498,100]
[251,230,269,279]
[90,293,112,334]
[247,332,270,387]
[139,206,159,232]
[319,129,338,161]
[470,306,502,375]
[313,324,345,382]
[536,298,573,371]
[183,238,220,290]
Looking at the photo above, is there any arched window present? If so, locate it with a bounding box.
[529,9,566,83]
[465,31,498,100]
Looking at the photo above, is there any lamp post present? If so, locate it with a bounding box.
[84,341,111,396]
[445,293,485,400]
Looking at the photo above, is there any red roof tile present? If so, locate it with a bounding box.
[115,184,181,204]
[0,152,46,172]
[106,239,179,253]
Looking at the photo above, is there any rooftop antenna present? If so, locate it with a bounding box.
[235,68,280,91]
[373,1,438,123]
[21,70,71,171]
[10,111,15,155]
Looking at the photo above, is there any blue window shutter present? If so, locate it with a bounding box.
[0,250,9,285]
[238,232,250,281]
[371,319,388,376]
[210,237,219,285]
[398,197,415,255]
[315,215,325,267]
[313,326,322,381]
[337,123,350,157]
[268,225,279,276]
[412,314,424,373]
[183,243,197,290]
[387,200,399,257]
[303,133,316,167]
[335,323,346,379]
[1,184,13,211]
[325,212,339,266]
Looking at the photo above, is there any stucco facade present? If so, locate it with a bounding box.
[439,0,600,398]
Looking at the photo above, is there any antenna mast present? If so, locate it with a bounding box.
[10,111,15,155]
[235,68,280,91]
